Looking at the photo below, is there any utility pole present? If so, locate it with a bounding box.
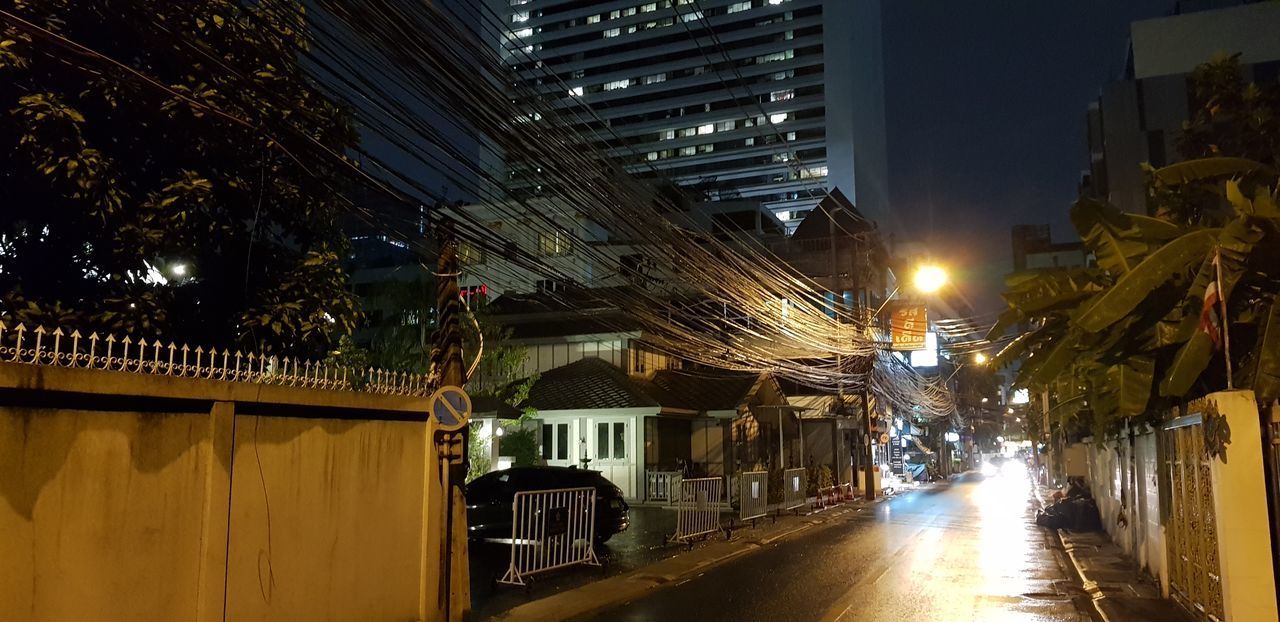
[430,217,470,621]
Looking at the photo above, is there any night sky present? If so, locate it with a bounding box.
[881,0,1175,312]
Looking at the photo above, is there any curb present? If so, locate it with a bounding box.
[1032,483,1110,622]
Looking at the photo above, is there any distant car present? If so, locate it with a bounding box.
[465,466,630,544]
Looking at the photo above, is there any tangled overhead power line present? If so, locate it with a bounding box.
[0,1,966,418]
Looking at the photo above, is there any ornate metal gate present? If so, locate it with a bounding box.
[1162,412,1224,621]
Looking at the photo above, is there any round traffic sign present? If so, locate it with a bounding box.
[879,433,890,445]
[429,385,471,430]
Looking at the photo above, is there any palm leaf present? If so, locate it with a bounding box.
[1074,229,1218,333]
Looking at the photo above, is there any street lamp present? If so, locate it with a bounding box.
[972,352,988,365]
[912,264,948,294]
[873,264,950,317]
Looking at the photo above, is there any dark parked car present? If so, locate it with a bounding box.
[466,466,630,544]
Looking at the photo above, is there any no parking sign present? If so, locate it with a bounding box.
[429,385,471,432]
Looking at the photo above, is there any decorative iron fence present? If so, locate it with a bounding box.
[645,470,682,503]
[0,321,433,396]
[1162,410,1224,621]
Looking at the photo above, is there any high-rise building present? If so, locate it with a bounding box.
[1082,1,1280,214]
[492,0,889,232]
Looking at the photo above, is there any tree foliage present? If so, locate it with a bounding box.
[993,56,1280,437]
[0,0,360,354]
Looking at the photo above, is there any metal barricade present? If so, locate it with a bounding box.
[670,477,723,545]
[782,467,806,513]
[499,487,600,587]
[738,471,769,525]
[839,482,855,502]
[645,470,682,503]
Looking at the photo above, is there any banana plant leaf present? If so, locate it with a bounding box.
[1253,184,1280,219]
[1251,298,1280,404]
[985,307,1022,342]
[1025,332,1081,387]
[1152,157,1268,185]
[1070,199,1160,275]
[992,328,1043,369]
[1108,357,1155,417]
[1160,331,1215,397]
[1001,268,1103,316]
[1074,229,1218,333]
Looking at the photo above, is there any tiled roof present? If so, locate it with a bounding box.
[647,369,762,412]
[523,358,660,411]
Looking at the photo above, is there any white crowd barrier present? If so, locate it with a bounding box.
[739,471,769,524]
[498,487,600,586]
[782,467,807,513]
[670,477,723,544]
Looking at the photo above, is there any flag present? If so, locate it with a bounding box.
[1200,256,1223,350]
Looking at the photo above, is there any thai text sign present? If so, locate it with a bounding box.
[890,305,928,351]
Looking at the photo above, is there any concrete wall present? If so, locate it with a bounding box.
[0,362,444,622]
[1084,429,1167,590]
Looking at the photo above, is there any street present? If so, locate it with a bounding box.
[586,469,1090,622]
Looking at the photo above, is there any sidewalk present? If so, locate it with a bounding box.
[484,494,877,622]
[1034,486,1194,622]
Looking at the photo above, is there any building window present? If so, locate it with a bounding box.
[641,2,657,12]
[511,11,529,23]
[678,146,696,156]
[728,2,751,13]
[587,14,601,24]
[594,421,628,461]
[769,89,794,101]
[603,27,620,37]
[716,120,735,132]
[800,165,828,179]
[769,112,787,124]
[513,27,533,38]
[681,10,702,22]
[678,127,696,138]
[603,79,631,90]
[538,230,571,256]
[697,123,714,135]
[643,73,667,85]
[697,144,714,154]
[568,86,584,96]
[660,129,675,140]
[541,423,569,461]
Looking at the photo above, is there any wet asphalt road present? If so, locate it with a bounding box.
[584,470,1092,622]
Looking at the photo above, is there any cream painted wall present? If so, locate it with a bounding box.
[224,415,427,621]
[1205,390,1278,622]
[0,361,449,622]
[0,407,211,622]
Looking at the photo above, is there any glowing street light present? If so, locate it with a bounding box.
[170,262,189,277]
[972,352,988,365]
[912,264,948,294]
